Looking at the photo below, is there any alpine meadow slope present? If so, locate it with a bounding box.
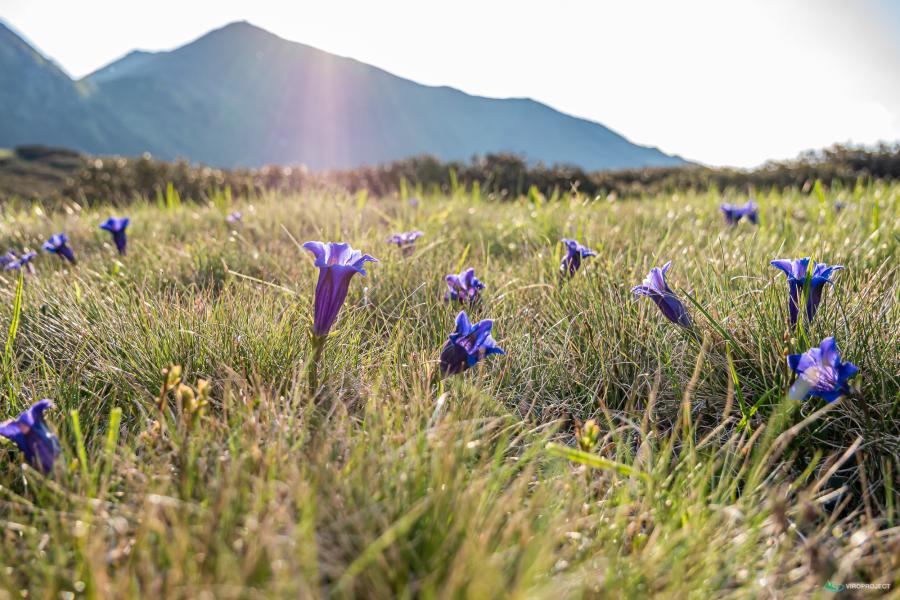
[0,184,896,597]
[0,20,687,170]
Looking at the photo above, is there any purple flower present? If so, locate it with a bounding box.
[3,251,37,273]
[303,241,378,337]
[439,311,505,376]
[389,230,423,255]
[787,337,859,402]
[409,197,420,208]
[770,258,844,327]
[631,261,692,327]
[0,400,61,473]
[720,200,759,225]
[43,233,76,264]
[99,217,130,255]
[560,239,596,277]
[226,211,243,224]
[445,268,485,304]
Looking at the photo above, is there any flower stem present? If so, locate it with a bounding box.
[308,334,327,398]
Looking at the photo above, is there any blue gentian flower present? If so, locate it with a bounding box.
[439,311,505,376]
[445,268,485,304]
[303,241,378,338]
[0,400,61,473]
[43,233,76,264]
[770,258,844,327]
[631,261,692,327]
[388,230,423,248]
[99,217,130,255]
[0,251,16,268]
[226,211,242,224]
[787,337,859,402]
[3,251,37,273]
[389,230,423,255]
[720,200,759,225]
[560,239,596,277]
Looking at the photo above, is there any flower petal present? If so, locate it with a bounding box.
[454,311,472,335]
[351,253,378,274]
[786,353,802,373]
[13,399,53,429]
[0,421,24,446]
[838,361,860,382]
[648,267,667,292]
[818,337,840,366]
[325,242,353,266]
[482,335,506,356]
[461,268,476,288]
[770,259,795,277]
[302,241,328,266]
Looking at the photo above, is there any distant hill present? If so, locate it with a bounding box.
[0,20,688,170]
[0,145,85,200]
[0,22,142,153]
[1,142,897,205]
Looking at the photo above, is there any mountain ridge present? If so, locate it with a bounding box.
[0,20,689,170]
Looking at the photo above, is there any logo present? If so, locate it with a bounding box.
[824,581,845,592]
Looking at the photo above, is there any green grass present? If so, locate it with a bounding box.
[0,184,897,598]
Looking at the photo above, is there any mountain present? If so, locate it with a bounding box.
[0,21,92,149]
[0,20,688,170]
[0,22,142,152]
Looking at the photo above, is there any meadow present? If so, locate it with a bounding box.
[0,182,897,598]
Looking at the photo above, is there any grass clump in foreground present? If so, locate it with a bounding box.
[0,184,897,598]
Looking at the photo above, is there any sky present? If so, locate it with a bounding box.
[3,0,899,167]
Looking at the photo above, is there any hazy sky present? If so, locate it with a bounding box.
[4,0,899,167]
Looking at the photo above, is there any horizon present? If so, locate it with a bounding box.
[3,0,899,169]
